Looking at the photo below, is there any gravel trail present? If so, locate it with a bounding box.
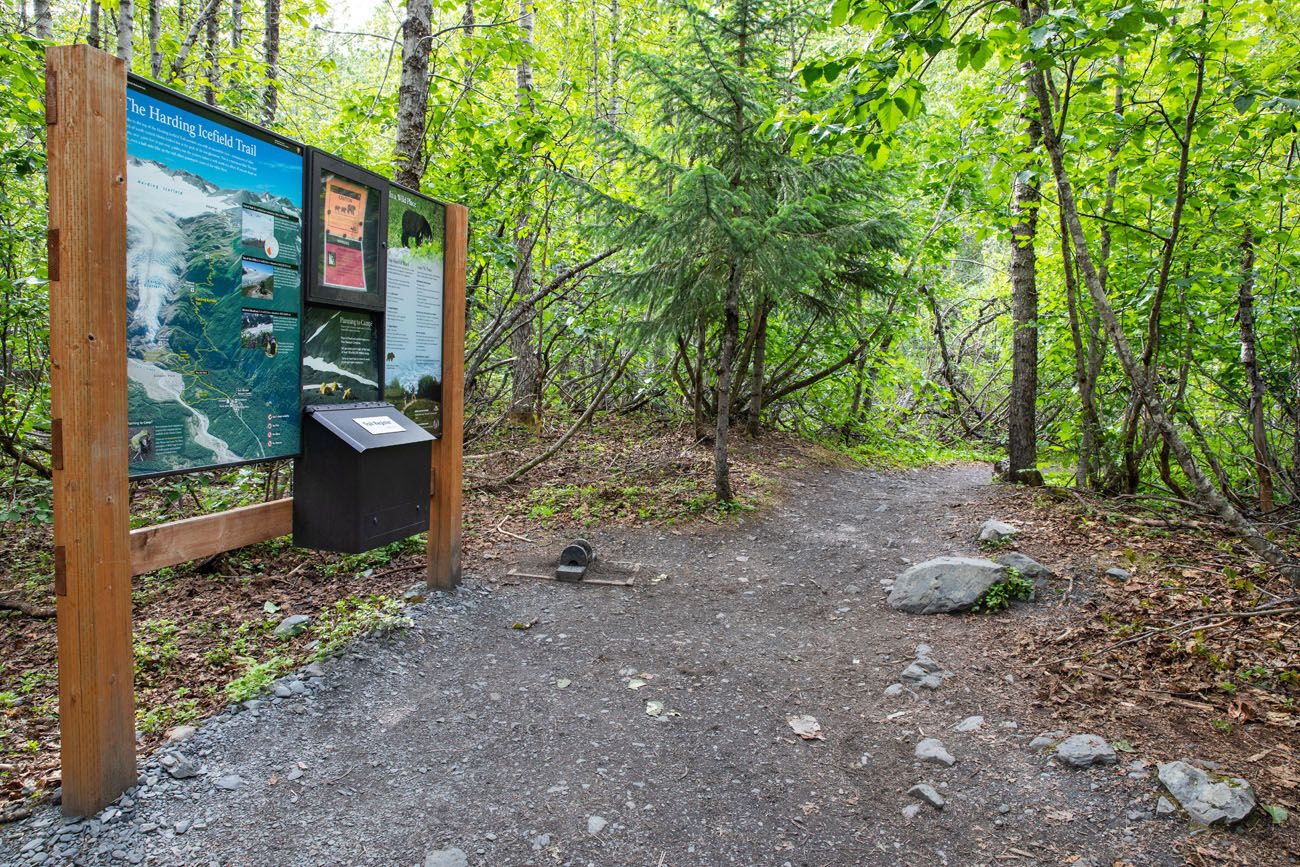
[0,463,1192,866]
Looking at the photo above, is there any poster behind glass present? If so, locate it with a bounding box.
[384,188,445,436]
[301,306,381,406]
[319,171,383,303]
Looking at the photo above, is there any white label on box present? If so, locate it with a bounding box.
[354,415,405,435]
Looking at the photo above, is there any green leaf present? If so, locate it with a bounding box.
[830,0,851,28]
[1233,93,1255,114]
[1262,804,1288,825]
[1111,739,1136,753]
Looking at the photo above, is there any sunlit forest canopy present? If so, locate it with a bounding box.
[0,0,1297,530]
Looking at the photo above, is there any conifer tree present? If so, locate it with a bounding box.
[603,0,901,502]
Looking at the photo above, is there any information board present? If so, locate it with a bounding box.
[301,307,381,405]
[125,80,304,477]
[384,187,445,435]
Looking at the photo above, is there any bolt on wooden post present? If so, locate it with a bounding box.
[46,45,138,816]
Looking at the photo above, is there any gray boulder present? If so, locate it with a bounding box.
[1157,760,1256,826]
[997,552,1054,581]
[1055,734,1117,768]
[978,520,1019,543]
[888,556,1007,614]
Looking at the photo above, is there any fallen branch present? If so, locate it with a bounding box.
[472,345,637,490]
[0,595,56,619]
[1044,596,1300,665]
[495,518,535,543]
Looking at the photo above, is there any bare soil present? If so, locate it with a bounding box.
[2,458,1294,865]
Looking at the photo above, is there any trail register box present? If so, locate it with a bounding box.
[293,402,434,553]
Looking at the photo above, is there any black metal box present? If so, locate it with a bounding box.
[293,402,434,554]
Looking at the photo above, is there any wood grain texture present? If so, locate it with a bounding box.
[427,203,467,589]
[46,45,137,816]
[130,498,294,576]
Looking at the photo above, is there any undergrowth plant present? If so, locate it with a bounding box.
[972,570,1034,613]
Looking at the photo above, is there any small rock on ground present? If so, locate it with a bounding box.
[915,738,956,767]
[908,783,946,809]
[1055,734,1117,769]
[273,614,310,638]
[978,519,1018,542]
[423,847,469,867]
[1157,760,1256,826]
[996,552,1054,581]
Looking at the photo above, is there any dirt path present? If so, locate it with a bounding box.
[2,463,1195,866]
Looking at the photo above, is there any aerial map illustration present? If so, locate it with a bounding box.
[125,84,304,476]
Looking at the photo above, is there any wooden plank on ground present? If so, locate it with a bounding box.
[46,44,137,816]
[130,498,294,576]
[428,203,467,589]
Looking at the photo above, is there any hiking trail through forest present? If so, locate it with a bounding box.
[0,463,1266,865]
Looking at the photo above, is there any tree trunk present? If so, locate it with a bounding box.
[608,0,620,123]
[715,263,741,502]
[33,0,52,38]
[746,299,768,437]
[117,0,133,63]
[1062,219,1100,488]
[1024,48,1300,585]
[1238,226,1274,512]
[508,0,540,429]
[694,318,707,441]
[394,0,433,189]
[231,0,242,49]
[89,1,101,49]
[203,1,219,105]
[847,288,867,430]
[148,0,162,78]
[1006,73,1041,484]
[1293,338,1300,491]
[263,0,281,124]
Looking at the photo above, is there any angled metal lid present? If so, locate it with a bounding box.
[305,402,434,453]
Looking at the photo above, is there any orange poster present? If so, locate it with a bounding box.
[324,177,366,241]
[323,175,368,291]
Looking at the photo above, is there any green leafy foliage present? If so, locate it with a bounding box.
[972,571,1034,613]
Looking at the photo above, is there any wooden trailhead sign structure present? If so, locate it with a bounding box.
[45,45,467,816]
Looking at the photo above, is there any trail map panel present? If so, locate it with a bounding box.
[125,80,304,477]
[384,188,445,435]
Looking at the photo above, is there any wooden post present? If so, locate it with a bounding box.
[427,203,467,589]
[46,45,137,816]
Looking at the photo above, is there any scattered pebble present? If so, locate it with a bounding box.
[915,738,956,767]
[908,783,946,809]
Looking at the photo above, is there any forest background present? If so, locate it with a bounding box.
[0,0,1297,812]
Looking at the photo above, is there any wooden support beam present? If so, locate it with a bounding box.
[46,45,137,816]
[428,203,467,590]
[130,498,294,576]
